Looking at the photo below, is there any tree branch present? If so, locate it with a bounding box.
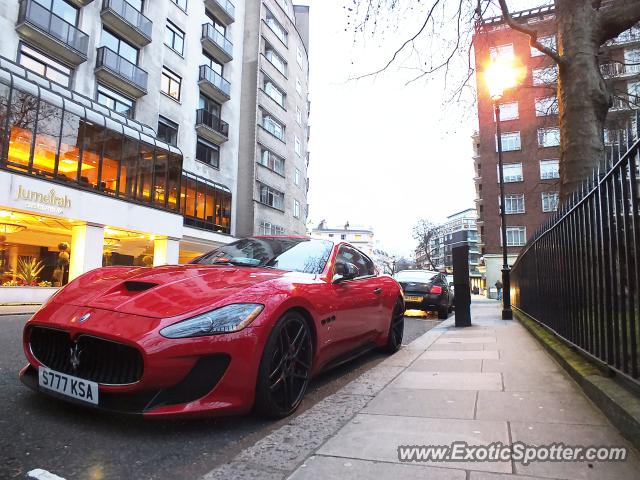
[598,0,640,44]
[496,0,563,64]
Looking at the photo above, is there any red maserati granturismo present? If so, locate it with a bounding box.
[20,236,404,418]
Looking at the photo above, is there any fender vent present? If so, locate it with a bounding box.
[124,281,158,292]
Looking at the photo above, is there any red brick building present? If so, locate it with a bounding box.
[472,5,638,294]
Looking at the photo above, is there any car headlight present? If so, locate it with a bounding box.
[160,303,264,338]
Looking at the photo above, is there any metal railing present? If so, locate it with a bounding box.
[198,65,231,97]
[102,0,152,39]
[95,46,148,91]
[511,112,640,384]
[201,23,233,57]
[196,109,229,137]
[601,62,640,79]
[209,0,235,19]
[18,0,89,57]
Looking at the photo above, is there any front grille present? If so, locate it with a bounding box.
[29,326,143,385]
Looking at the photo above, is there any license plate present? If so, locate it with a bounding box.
[404,295,423,302]
[38,367,99,405]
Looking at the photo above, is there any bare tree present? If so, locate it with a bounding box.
[347,0,640,198]
[413,219,439,269]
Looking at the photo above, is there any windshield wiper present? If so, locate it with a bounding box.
[209,259,256,267]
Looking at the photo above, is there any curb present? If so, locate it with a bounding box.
[514,308,640,452]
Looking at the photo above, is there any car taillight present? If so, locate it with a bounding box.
[430,285,442,294]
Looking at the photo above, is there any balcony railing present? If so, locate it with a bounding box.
[201,23,233,59]
[95,46,148,92]
[198,65,231,97]
[600,62,640,79]
[208,0,235,21]
[102,0,152,40]
[606,26,640,46]
[196,109,229,137]
[17,0,89,58]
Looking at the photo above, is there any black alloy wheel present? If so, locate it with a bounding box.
[255,312,313,417]
[382,298,404,353]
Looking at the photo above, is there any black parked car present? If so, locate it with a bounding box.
[394,270,453,319]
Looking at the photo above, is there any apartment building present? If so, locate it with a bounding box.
[236,0,309,237]
[473,6,638,291]
[0,0,309,302]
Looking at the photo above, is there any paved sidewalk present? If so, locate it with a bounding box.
[287,298,640,480]
[0,304,39,316]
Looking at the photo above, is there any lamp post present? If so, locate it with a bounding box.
[484,60,521,320]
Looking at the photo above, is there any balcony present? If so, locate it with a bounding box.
[201,23,233,64]
[195,109,229,144]
[198,65,231,103]
[606,26,640,48]
[67,0,95,5]
[94,46,148,98]
[16,0,89,66]
[600,62,640,79]
[101,0,152,48]
[204,0,235,25]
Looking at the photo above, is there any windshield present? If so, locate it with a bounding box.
[394,271,438,283]
[192,238,334,274]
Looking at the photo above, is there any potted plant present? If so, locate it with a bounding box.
[15,257,45,286]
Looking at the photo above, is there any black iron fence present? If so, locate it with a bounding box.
[511,112,640,385]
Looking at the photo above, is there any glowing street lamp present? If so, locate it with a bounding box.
[484,58,522,320]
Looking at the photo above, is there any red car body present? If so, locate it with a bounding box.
[20,237,402,417]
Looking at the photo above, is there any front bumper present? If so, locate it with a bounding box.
[21,303,271,417]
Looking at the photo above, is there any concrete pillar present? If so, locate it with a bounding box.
[69,223,104,281]
[153,237,180,266]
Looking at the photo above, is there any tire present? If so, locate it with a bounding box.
[437,305,449,320]
[254,311,313,418]
[382,298,404,353]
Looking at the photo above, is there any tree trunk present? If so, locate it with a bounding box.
[557,0,610,199]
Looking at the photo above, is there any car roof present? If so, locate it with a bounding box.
[394,270,439,281]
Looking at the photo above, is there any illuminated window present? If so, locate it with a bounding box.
[161,67,181,100]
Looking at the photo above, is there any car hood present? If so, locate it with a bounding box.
[52,265,289,318]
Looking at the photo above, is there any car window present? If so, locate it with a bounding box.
[334,246,374,278]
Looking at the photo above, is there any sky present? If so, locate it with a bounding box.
[298,0,479,258]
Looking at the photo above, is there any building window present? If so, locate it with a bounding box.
[294,168,300,185]
[624,48,640,74]
[538,127,560,147]
[259,221,285,235]
[340,234,346,240]
[506,227,526,246]
[296,77,302,95]
[259,183,285,210]
[157,116,178,145]
[296,106,302,125]
[204,53,223,76]
[264,78,285,107]
[499,163,523,182]
[495,102,518,121]
[293,199,300,218]
[296,46,304,67]
[171,0,187,11]
[532,66,557,86]
[165,21,185,55]
[262,113,285,141]
[294,136,301,155]
[496,132,521,152]
[18,44,72,87]
[38,0,79,25]
[489,44,514,61]
[540,159,560,179]
[96,84,135,118]
[542,192,559,212]
[182,172,232,234]
[161,67,181,100]
[266,8,288,44]
[530,35,556,57]
[196,137,220,168]
[504,194,525,214]
[101,29,138,64]
[535,96,559,116]
[265,43,287,75]
[259,148,285,175]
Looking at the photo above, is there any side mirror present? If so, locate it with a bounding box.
[332,262,358,283]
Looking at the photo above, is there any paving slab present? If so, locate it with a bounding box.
[430,342,493,351]
[317,413,512,473]
[339,365,405,396]
[390,371,503,391]
[469,473,551,480]
[510,421,640,479]
[420,350,500,360]
[378,348,422,367]
[409,359,483,373]
[482,357,561,373]
[476,391,609,425]
[437,336,497,344]
[502,371,580,393]
[363,388,477,419]
[289,455,466,480]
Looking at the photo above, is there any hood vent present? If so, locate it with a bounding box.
[124,281,158,292]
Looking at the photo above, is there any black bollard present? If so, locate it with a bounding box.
[452,245,471,327]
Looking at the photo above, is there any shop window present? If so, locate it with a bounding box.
[7,91,38,173]
[57,109,81,183]
[0,83,9,163]
[137,143,154,203]
[32,100,63,179]
[167,153,181,211]
[119,136,139,199]
[79,121,104,189]
[101,128,124,196]
[153,152,168,207]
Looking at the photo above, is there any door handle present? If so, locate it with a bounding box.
[373,288,382,294]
